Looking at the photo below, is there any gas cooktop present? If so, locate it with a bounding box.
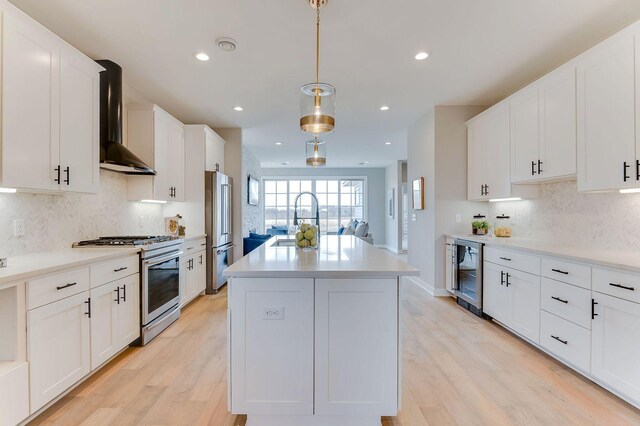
[73,235,180,247]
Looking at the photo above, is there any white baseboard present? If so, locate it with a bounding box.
[405,276,451,297]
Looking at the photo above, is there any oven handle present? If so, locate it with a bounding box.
[144,251,183,266]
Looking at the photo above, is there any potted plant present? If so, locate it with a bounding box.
[472,220,490,235]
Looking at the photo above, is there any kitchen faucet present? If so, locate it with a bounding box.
[293,191,321,235]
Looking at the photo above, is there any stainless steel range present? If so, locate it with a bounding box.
[74,236,183,345]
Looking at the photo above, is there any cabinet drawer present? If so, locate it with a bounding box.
[90,255,139,288]
[541,257,591,289]
[540,311,590,372]
[484,246,540,275]
[593,267,640,304]
[541,278,592,329]
[27,267,90,310]
[183,238,207,254]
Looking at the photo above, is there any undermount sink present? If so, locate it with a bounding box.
[271,239,297,247]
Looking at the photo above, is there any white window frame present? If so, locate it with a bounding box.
[262,176,369,233]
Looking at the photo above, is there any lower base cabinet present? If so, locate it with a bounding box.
[0,362,29,426]
[591,292,640,403]
[181,250,206,307]
[540,310,590,372]
[229,277,399,419]
[28,291,91,413]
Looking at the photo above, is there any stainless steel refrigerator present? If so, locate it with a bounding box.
[205,171,234,294]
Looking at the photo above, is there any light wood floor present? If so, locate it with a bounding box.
[30,282,640,426]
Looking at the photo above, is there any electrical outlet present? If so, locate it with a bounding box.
[455,214,462,223]
[412,214,417,222]
[13,219,25,237]
[263,306,284,320]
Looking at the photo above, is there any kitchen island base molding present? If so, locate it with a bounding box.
[246,415,381,426]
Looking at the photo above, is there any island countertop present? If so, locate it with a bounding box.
[224,235,419,278]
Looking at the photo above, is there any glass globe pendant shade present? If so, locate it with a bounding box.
[306,138,327,167]
[300,83,335,133]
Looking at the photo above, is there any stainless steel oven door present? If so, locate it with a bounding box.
[142,251,182,326]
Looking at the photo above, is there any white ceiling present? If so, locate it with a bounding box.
[10,0,640,168]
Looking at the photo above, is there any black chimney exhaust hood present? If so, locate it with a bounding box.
[95,60,156,175]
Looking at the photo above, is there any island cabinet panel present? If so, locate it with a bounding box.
[314,278,398,416]
[230,278,314,415]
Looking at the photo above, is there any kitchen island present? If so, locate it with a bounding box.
[224,235,419,426]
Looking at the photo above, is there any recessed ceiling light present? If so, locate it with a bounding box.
[385,142,392,145]
[234,106,243,111]
[216,37,237,52]
[282,161,290,165]
[275,142,283,146]
[379,106,390,111]
[194,52,210,61]
[359,161,369,165]
[415,51,430,60]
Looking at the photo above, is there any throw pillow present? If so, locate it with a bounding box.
[249,232,271,240]
[354,222,368,237]
[337,226,345,235]
[343,226,355,236]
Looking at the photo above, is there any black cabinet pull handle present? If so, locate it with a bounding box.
[551,335,568,345]
[54,165,61,184]
[592,299,598,319]
[500,271,505,286]
[551,296,569,304]
[113,267,128,272]
[636,160,640,181]
[199,254,203,265]
[551,268,569,275]
[485,185,489,196]
[121,285,126,302]
[56,282,77,290]
[531,161,537,175]
[114,286,120,304]
[500,257,512,261]
[609,282,635,291]
[200,243,207,246]
[624,161,630,182]
[85,298,91,318]
[506,273,511,287]
[63,166,70,185]
[538,159,543,174]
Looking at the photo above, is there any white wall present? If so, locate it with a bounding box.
[242,146,264,236]
[407,106,487,294]
[260,167,387,246]
[216,128,243,261]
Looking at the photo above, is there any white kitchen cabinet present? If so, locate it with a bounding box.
[483,261,508,324]
[206,126,226,173]
[314,279,398,416]
[181,250,206,307]
[230,278,314,416]
[511,63,577,184]
[127,104,185,201]
[591,292,640,402]
[577,29,637,192]
[467,102,538,201]
[90,274,139,370]
[59,43,101,193]
[184,125,226,202]
[483,260,541,343]
[1,8,101,193]
[28,291,91,413]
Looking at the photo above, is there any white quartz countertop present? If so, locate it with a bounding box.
[447,233,640,273]
[182,234,207,242]
[0,247,141,286]
[224,235,419,278]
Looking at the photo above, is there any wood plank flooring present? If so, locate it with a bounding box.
[29,282,640,425]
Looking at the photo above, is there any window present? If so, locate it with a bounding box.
[263,178,367,234]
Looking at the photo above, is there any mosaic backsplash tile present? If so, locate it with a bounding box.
[488,180,640,251]
[0,170,164,257]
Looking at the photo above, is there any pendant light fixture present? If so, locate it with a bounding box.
[306,137,327,167]
[300,0,335,134]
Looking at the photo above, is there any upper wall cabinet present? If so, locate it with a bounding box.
[577,28,637,192]
[184,125,226,203]
[1,8,102,193]
[467,103,538,201]
[126,104,185,202]
[510,63,577,184]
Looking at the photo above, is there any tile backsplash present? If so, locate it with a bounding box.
[0,170,164,257]
[488,180,640,251]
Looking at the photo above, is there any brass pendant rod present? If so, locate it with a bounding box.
[316,4,320,86]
